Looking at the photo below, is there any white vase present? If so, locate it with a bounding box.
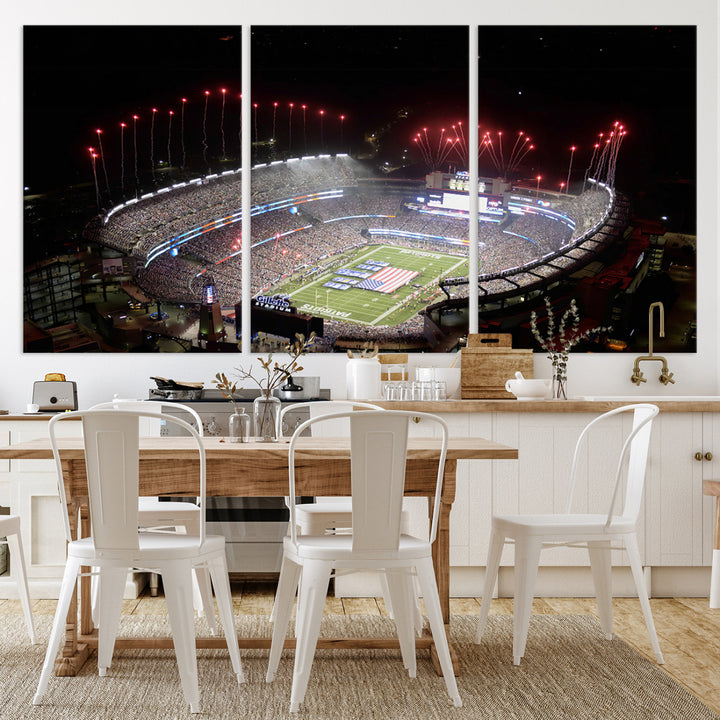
[346,358,381,400]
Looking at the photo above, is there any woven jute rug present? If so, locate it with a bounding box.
[0,613,716,719]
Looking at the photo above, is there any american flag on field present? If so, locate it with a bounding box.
[356,266,420,294]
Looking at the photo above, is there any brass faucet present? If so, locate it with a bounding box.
[631,302,675,385]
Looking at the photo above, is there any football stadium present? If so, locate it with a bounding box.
[84,154,620,351]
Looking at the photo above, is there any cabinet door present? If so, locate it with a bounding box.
[702,413,720,565]
[645,413,704,566]
[11,474,67,576]
[9,420,82,580]
[405,412,479,565]
[493,412,630,566]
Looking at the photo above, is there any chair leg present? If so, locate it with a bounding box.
[711,549,720,610]
[512,536,542,666]
[379,571,394,618]
[587,541,614,639]
[161,561,201,713]
[269,552,301,626]
[415,557,462,707]
[193,565,217,636]
[206,554,244,683]
[267,554,302,682]
[180,516,217,628]
[91,567,100,627]
[476,528,504,643]
[412,573,424,637]
[96,566,128,676]
[624,533,664,664]
[6,531,37,644]
[34,557,82,705]
[289,559,332,713]
[384,568,416,677]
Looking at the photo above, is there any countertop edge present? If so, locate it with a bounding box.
[373,399,720,412]
[2,399,720,419]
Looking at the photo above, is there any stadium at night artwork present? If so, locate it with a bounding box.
[23,25,696,354]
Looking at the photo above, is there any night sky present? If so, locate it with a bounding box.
[23,24,696,230]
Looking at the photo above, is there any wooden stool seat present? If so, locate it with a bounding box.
[702,480,720,609]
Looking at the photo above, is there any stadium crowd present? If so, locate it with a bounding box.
[85,155,613,344]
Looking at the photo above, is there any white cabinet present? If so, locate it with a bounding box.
[645,412,719,567]
[1,419,81,598]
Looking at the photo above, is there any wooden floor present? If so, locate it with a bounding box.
[3,584,719,715]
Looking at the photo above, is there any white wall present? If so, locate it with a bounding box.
[1,0,718,412]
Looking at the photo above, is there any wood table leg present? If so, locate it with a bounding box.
[429,459,458,674]
[431,459,455,625]
[55,498,89,676]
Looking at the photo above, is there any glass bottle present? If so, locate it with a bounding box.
[228,408,250,443]
[253,394,281,442]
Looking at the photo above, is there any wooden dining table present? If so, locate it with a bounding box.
[0,434,517,676]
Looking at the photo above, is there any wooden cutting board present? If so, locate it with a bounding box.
[461,334,534,398]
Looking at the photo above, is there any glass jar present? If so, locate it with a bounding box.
[253,394,281,442]
[228,409,250,443]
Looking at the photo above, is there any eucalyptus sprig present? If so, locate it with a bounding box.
[213,372,242,414]
[530,297,611,396]
[222,332,316,399]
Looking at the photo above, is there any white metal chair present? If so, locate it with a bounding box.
[273,401,422,631]
[35,409,243,713]
[266,410,461,712]
[0,515,37,644]
[90,399,214,630]
[475,403,663,666]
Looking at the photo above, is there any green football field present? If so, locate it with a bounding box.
[271,244,468,327]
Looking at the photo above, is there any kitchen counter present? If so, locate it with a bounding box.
[373,398,720,413]
[3,398,720,420]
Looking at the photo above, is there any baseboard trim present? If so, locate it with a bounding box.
[333,566,713,599]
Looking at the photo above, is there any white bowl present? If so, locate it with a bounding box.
[505,378,551,400]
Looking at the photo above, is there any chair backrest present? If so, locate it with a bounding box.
[565,403,659,527]
[279,400,383,438]
[90,398,204,436]
[48,409,206,549]
[287,410,448,551]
